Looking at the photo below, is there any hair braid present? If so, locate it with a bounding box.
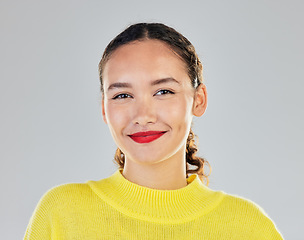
[185,128,211,185]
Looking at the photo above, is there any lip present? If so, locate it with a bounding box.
[128,131,167,144]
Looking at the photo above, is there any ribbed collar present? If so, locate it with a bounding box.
[88,169,224,224]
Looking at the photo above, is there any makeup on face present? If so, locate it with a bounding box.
[128,131,167,144]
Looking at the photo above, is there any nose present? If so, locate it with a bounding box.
[132,98,157,126]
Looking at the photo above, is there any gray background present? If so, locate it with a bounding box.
[1,0,303,239]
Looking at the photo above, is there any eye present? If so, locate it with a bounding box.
[154,89,175,96]
[112,93,132,99]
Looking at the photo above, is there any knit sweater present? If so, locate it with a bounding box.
[24,169,283,239]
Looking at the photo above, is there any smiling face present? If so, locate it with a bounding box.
[102,39,207,166]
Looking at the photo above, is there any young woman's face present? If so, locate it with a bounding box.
[102,40,205,165]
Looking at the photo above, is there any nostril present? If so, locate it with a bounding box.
[133,106,157,125]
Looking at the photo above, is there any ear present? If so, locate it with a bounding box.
[101,97,108,124]
[192,83,208,117]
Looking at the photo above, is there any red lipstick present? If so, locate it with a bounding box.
[129,131,166,144]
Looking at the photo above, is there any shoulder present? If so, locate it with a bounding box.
[216,192,283,239]
[220,192,269,216]
[34,182,93,213]
[206,188,273,222]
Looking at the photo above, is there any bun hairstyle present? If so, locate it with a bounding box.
[98,23,211,185]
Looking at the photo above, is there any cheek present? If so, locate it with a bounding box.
[157,97,193,127]
[106,103,130,131]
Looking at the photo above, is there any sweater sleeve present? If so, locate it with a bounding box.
[250,202,284,239]
[228,195,284,239]
[24,186,62,240]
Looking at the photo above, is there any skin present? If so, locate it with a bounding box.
[102,39,207,190]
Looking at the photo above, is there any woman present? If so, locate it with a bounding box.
[25,23,283,239]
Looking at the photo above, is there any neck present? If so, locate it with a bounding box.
[122,150,187,190]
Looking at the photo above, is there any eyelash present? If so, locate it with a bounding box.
[112,93,131,99]
[154,89,175,96]
[112,89,175,99]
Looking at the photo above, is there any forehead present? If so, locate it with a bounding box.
[109,39,183,61]
[102,40,189,85]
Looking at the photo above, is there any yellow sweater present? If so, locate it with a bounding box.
[25,169,283,239]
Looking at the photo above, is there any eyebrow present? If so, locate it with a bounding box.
[107,77,180,91]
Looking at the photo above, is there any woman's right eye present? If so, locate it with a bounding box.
[112,93,132,99]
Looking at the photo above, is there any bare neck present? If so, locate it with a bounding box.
[122,152,188,190]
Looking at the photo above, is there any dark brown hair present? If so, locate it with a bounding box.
[98,23,211,184]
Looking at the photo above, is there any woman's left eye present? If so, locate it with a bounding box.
[154,89,175,96]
